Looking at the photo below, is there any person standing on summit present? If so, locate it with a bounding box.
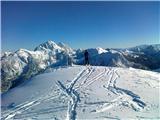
[84,50,89,65]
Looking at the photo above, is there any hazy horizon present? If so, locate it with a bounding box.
[2,1,159,52]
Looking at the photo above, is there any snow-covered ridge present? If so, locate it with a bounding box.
[128,44,160,54]
[1,40,74,93]
[34,40,62,52]
[1,41,160,93]
[1,66,160,119]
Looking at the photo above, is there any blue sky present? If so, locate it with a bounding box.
[2,1,160,52]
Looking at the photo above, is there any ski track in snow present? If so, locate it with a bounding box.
[2,87,60,120]
[2,67,89,120]
[56,68,87,120]
[75,67,108,90]
[74,66,95,90]
[96,68,146,113]
[2,66,150,120]
[56,66,108,120]
[82,67,108,89]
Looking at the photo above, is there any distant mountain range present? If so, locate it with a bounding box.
[1,40,160,92]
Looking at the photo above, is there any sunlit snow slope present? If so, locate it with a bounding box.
[1,66,160,120]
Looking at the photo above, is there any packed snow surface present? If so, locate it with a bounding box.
[1,66,160,120]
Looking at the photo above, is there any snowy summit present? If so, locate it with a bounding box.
[1,40,160,120]
[1,66,160,120]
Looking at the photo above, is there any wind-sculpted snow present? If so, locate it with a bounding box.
[1,66,160,120]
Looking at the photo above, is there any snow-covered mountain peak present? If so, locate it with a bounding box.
[57,42,74,54]
[86,47,108,57]
[47,40,55,44]
[34,40,74,54]
[128,44,160,54]
[96,47,108,54]
[34,40,62,52]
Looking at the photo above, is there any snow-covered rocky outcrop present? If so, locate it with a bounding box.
[1,40,73,92]
[1,66,160,119]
